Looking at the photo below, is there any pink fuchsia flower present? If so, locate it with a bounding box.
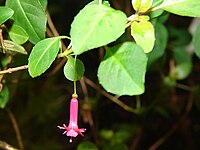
[57,97,86,142]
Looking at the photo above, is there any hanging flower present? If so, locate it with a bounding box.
[57,96,86,142]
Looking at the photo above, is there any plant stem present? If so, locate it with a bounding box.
[58,49,73,58]
[136,96,141,111]
[73,55,77,95]
[59,35,71,40]
[176,83,192,92]
[148,94,193,150]
[0,29,6,53]
[147,4,163,13]
[84,77,139,113]
[0,65,28,75]
[6,108,24,150]
[0,140,19,150]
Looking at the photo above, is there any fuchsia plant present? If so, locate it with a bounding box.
[57,94,86,142]
[1,0,200,149]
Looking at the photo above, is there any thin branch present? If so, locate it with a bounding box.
[47,58,67,76]
[80,78,94,126]
[46,10,67,49]
[130,130,143,150]
[46,27,54,37]
[136,96,141,111]
[80,78,89,100]
[0,65,28,75]
[148,121,179,150]
[46,10,60,37]
[84,77,138,113]
[0,140,19,150]
[126,21,132,28]
[148,94,194,150]
[0,83,2,92]
[80,78,100,142]
[6,108,24,150]
[67,41,72,49]
[0,29,6,53]
[176,83,193,92]
[57,49,73,58]
[45,9,73,75]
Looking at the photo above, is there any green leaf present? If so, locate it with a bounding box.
[100,129,114,140]
[63,57,85,81]
[151,0,164,8]
[149,9,164,19]
[77,141,98,150]
[157,12,169,23]
[110,144,129,150]
[163,76,176,88]
[0,86,9,109]
[132,0,153,13]
[160,0,200,17]
[192,22,200,59]
[6,0,47,44]
[131,21,155,53]
[172,63,192,80]
[9,24,29,45]
[171,47,192,80]
[89,0,110,6]
[172,47,192,64]
[38,0,48,10]
[0,6,14,25]
[114,130,131,143]
[138,15,150,22]
[0,40,27,55]
[148,22,168,66]
[150,0,165,19]
[28,37,61,77]
[1,57,10,67]
[168,26,191,46]
[98,42,147,96]
[70,3,127,55]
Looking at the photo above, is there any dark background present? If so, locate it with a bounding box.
[1,0,200,150]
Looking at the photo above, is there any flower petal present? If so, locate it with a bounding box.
[67,129,78,137]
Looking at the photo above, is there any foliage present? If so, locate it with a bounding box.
[9,24,29,45]
[98,42,147,95]
[6,0,47,44]
[193,22,200,58]
[1,0,200,149]
[0,6,14,25]
[70,2,127,55]
[131,19,155,53]
[64,57,85,81]
[0,85,9,108]
[28,37,63,77]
